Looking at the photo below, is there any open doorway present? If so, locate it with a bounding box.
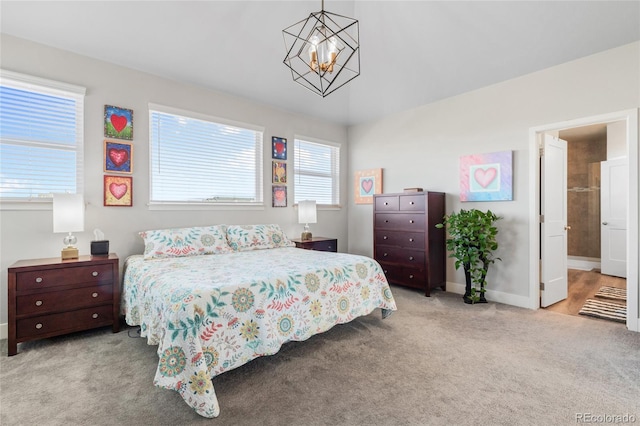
[528,109,639,332]
[544,123,627,322]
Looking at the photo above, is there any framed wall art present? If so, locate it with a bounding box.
[104,105,133,140]
[354,168,382,204]
[272,161,287,184]
[104,175,133,206]
[104,140,133,174]
[272,185,287,207]
[272,137,287,160]
[459,150,513,202]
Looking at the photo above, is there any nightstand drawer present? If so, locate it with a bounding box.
[16,264,113,292]
[16,305,114,339]
[16,284,113,316]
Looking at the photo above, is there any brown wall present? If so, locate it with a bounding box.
[566,137,607,258]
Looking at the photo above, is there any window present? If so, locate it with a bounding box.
[149,104,263,206]
[294,137,340,206]
[0,70,85,203]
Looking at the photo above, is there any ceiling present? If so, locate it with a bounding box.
[1,1,639,126]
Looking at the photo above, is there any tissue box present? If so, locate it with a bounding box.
[91,240,109,256]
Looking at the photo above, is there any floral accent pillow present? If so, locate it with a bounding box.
[140,225,231,260]
[226,224,295,252]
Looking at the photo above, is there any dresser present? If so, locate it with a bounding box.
[291,237,337,252]
[7,254,120,356]
[373,192,446,296]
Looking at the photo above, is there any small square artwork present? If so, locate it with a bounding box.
[460,150,513,202]
[104,175,133,206]
[104,140,132,174]
[272,161,287,183]
[272,137,287,160]
[272,185,287,207]
[354,168,382,204]
[104,105,133,140]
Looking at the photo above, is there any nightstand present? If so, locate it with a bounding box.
[291,237,337,252]
[7,254,120,356]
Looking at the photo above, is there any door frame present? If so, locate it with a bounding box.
[528,109,639,332]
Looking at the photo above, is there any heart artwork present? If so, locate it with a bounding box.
[274,189,285,201]
[361,178,374,194]
[275,142,285,154]
[474,167,497,188]
[109,183,128,200]
[108,148,128,167]
[110,114,128,133]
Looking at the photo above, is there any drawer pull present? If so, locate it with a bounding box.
[35,277,43,283]
[92,292,99,298]
[383,236,388,240]
[409,220,414,224]
[35,323,43,329]
[409,238,414,242]
[35,300,43,307]
[409,201,415,205]
[409,274,414,279]
[384,202,389,205]
[92,313,99,319]
[385,220,389,223]
[409,256,414,261]
[92,271,99,277]
[383,253,388,257]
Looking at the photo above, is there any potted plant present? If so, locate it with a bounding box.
[436,209,501,304]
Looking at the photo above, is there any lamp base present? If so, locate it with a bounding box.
[61,246,79,260]
[301,231,313,241]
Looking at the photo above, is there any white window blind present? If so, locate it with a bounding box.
[294,137,340,206]
[0,70,85,202]
[149,104,263,205]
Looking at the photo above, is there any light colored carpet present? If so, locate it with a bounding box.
[1,287,639,426]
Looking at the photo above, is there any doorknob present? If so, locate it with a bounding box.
[564,225,571,230]
[602,222,608,225]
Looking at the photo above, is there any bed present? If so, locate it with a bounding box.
[121,224,397,418]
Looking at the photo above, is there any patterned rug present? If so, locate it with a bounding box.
[594,286,626,301]
[579,298,626,323]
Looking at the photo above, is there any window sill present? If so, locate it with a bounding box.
[147,202,266,211]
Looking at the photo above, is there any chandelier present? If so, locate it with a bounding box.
[282,0,360,97]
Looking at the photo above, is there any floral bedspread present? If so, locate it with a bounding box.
[122,248,397,418]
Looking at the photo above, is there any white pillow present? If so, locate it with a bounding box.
[139,225,231,260]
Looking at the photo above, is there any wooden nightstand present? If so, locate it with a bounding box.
[7,254,120,356]
[291,237,338,252]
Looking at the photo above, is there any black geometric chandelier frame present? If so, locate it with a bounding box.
[282,0,360,97]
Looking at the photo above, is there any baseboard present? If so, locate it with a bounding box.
[444,281,532,309]
[0,322,7,340]
[567,256,601,271]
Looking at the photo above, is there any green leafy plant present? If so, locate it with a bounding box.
[436,209,501,304]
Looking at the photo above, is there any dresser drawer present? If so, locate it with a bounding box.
[374,196,399,211]
[16,264,114,292]
[16,284,113,316]
[375,213,425,231]
[375,230,425,248]
[16,305,114,339]
[399,195,425,211]
[375,246,425,266]
[378,262,426,289]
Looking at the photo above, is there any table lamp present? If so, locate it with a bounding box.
[53,193,85,260]
[298,200,317,241]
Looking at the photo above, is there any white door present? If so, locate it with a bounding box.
[601,158,628,278]
[541,134,569,307]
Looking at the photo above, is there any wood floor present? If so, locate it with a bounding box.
[544,269,627,317]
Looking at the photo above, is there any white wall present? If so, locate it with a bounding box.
[0,35,348,327]
[347,42,639,310]
[607,120,627,159]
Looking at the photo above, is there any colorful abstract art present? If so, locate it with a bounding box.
[354,168,382,204]
[104,140,132,173]
[104,175,133,206]
[460,150,513,202]
[104,105,133,140]
[272,137,287,160]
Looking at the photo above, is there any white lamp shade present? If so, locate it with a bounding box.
[298,200,317,224]
[53,194,85,233]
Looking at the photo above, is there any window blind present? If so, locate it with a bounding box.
[294,138,340,205]
[0,70,85,201]
[149,105,263,205]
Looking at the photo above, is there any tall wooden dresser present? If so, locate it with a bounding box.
[373,191,446,296]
